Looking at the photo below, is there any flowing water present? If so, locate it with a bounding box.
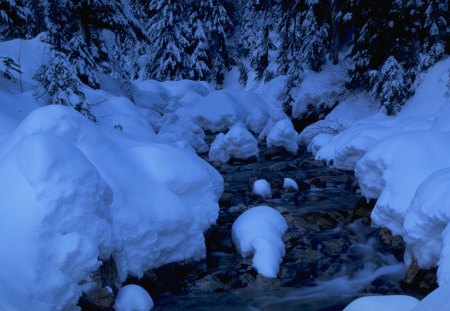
[134,147,419,310]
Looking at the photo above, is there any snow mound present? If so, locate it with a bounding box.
[355,131,450,236]
[231,206,288,278]
[283,178,299,191]
[404,168,450,284]
[176,89,285,133]
[115,285,154,311]
[0,105,223,309]
[209,123,258,163]
[344,295,419,311]
[0,133,114,310]
[253,179,272,199]
[266,119,299,154]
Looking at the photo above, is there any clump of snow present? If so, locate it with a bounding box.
[265,119,299,154]
[114,285,154,311]
[343,295,419,311]
[231,206,288,278]
[283,178,299,192]
[253,179,272,199]
[209,123,259,163]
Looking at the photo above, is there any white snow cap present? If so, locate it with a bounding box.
[253,179,272,199]
[283,178,299,191]
[231,206,288,278]
[266,119,299,154]
[344,295,419,311]
[209,123,259,163]
[114,285,154,311]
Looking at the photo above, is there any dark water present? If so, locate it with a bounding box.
[145,150,415,310]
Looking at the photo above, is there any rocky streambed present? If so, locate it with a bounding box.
[81,146,437,310]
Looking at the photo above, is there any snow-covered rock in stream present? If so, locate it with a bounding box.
[252,179,272,199]
[115,285,154,311]
[209,123,259,163]
[231,206,288,278]
[266,119,299,154]
[283,178,299,192]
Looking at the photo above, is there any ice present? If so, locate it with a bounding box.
[283,178,299,191]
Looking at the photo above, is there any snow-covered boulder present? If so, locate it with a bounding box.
[283,178,299,192]
[231,206,288,278]
[266,119,299,154]
[209,123,258,163]
[253,179,272,198]
[343,295,419,311]
[114,285,154,311]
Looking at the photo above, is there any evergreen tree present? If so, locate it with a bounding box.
[188,0,212,80]
[298,3,329,72]
[370,56,411,115]
[209,0,233,88]
[0,0,33,40]
[420,0,448,69]
[249,0,275,81]
[145,0,191,81]
[33,50,94,120]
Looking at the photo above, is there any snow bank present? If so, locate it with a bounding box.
[299,57,450,279]
[115,285,154,311]
[356,131,450,236]
[266,119,299,153]
[343,295,419,311]
[0,133,114,310]
[209,123,259,163]
[411,283,450,311]
[0,105,223,309]
[232,206,288,278]
[253,179,272,199]
[404,168,450,284]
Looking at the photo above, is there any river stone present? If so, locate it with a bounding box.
[402,257,438,293]
[376,228,406,261]
[352,197,376,225]
[78,257,118,310]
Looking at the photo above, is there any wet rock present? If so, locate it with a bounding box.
[264,146,291,160]
[402,257,438,294]
[228,156,258,164]
[321,238,349,257]
[352,197,376,225]
[78,257,118,310]
[269,162,297,172]
[219,192,234,207]
[296,180,311,192]
[376,228,406,261]
[310,177,327,188]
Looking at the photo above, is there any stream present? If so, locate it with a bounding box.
[130,146,420,310]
